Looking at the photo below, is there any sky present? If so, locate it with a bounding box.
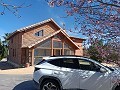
[0,0,85,41]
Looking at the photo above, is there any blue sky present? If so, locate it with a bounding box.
[0,0,85,40]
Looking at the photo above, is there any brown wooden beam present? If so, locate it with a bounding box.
[62,41,64,55]
[31,48,34,66]
[51,37,53,56]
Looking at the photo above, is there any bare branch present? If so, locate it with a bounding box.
[0,0,31,17]
[47,0,120,64]
[97,0,120,8]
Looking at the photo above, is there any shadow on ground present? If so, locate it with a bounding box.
[13,80,37,90]
[0,61,15,70]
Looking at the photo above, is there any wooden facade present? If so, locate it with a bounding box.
[8,19,85,67]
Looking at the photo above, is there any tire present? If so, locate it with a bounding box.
[40,79,60,90]
[115,85,120,90]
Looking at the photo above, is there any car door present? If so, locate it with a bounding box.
[58,58,80,90]
[78,59,111,90]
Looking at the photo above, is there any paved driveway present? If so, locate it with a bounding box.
[0,74,37,90]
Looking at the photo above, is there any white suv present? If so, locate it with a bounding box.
[33,56,120,90]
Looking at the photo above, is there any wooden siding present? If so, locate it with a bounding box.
[74,42,83,56]
[22,22,58,47]
[8,33,22,65]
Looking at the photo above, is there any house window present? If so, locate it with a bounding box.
[34,48,51,56]
[53,41,62,48]
[39,39,51,48]
[35,30,43,36]
[64,43,75,55]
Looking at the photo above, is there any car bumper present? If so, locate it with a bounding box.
[33,79,39,89]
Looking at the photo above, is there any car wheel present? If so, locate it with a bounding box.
[40,80,60,90]
[115,85,120,90]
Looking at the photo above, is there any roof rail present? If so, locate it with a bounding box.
[50,55,89,58]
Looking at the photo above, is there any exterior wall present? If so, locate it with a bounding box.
[21,48,34,66]
[8,21,84,66]
[74,42,83,56]
[22,22,59,47]
[8,33,22,65]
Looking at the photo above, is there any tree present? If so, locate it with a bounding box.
[0,39,2,60]
[88,45,102,62]
[86,39,105,62]
[0,39,4,60]
[104,40,120,64]
[0,0,31,17]
[47,0,120,65]
[2,33,11,46]
[0,33,11,60]
[47,0,120,41]
[87,39,120,63]
[2,33,11,58]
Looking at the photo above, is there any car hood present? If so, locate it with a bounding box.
[110,67,120,84]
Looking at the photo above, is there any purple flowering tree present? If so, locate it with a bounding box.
[47,0,120,65]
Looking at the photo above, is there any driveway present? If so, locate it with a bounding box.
[0,66,34,74]
[0,59,36,90]
[0,74,37,90]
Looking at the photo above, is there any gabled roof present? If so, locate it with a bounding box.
[8,18,62,39]
[8,18,85,49]
[25,30,80,49]
[70,36,85,43]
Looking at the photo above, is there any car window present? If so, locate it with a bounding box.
[60,58,79,69]
[48,58,62,67]
[78,59,101,71]
[48,58,79,69]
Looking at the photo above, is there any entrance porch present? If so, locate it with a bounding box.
[21,34,78,66]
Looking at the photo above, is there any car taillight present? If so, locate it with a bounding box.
[34,67,40,72]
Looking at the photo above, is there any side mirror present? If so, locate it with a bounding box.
[100,67,107,73]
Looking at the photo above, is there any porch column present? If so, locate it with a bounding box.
[62,41,64,55]
[51,37,53,56]
[31,48,34,65]
[74,50,75,55]
[21,48,26,64]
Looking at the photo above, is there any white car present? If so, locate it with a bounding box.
[33,56,120,90]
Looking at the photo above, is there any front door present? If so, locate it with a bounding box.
[78,59,111,90]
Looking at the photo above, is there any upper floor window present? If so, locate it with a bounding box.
[35,30,43,36]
